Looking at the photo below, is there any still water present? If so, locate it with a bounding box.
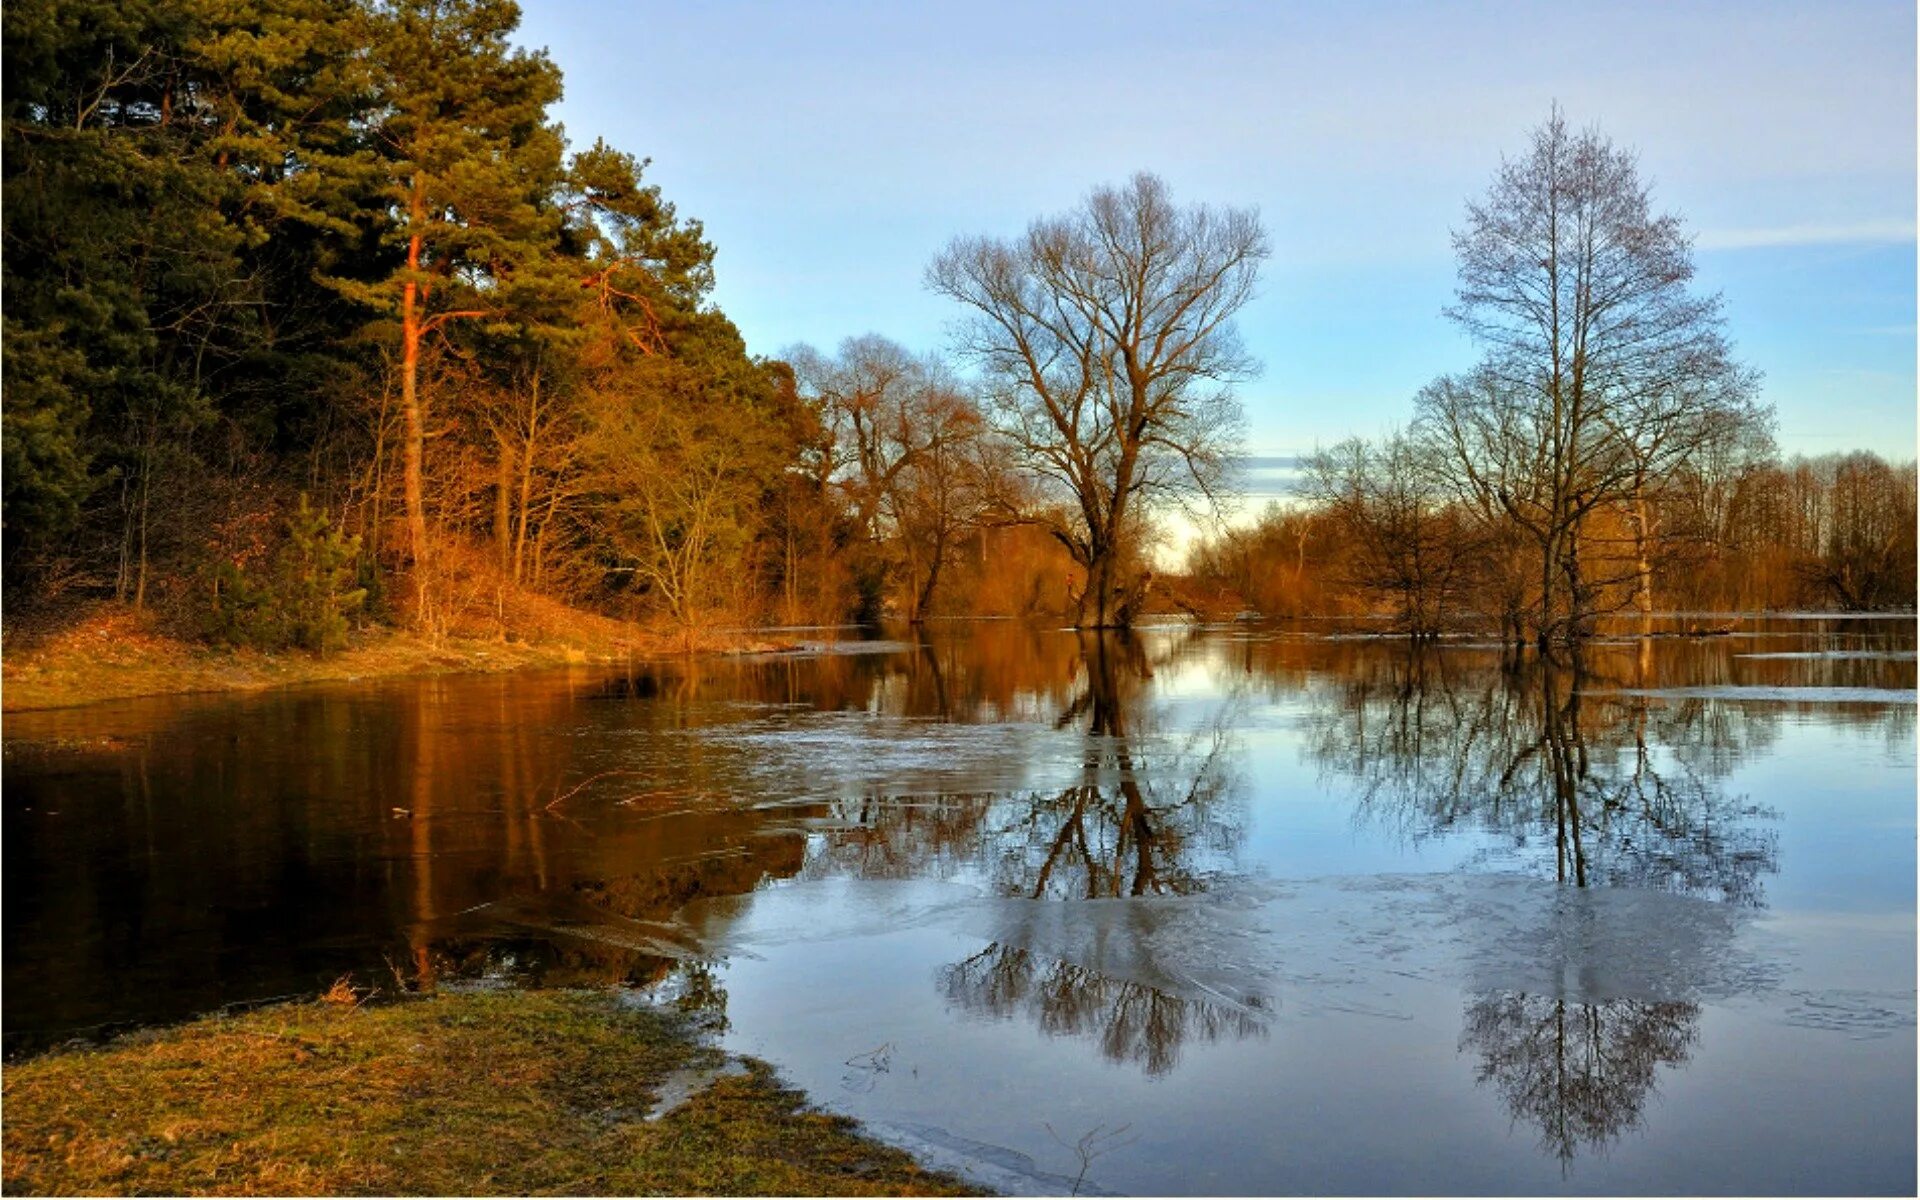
[5,619,1915,1194]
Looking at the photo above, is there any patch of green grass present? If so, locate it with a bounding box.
[2,990,986,1196]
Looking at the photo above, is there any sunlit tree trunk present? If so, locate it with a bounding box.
[1632,492,1655,638]
[494,436,514,570]
[400,175,429,584]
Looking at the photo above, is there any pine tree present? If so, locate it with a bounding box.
[330,0,566,617]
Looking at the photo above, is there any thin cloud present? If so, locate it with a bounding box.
[1696,220,1916,250]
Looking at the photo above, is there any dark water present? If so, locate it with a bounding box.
[5,618,1915,1194]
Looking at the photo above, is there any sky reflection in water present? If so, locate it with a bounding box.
[4,619,1914,1194]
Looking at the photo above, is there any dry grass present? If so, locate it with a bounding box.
[3,989,985,1197]
[0,602,800,713]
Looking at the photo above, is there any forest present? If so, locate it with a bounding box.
[4,0,1913,659]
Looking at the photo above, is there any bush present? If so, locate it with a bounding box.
[207,495,367,654]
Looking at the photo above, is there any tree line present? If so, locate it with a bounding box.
[5,2,1908,650]
[5,0,1262,645]
[1186,110,1915,640]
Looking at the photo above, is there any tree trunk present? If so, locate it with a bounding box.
[1537,531,1558,651]
[912,541,944,625]
[400,175,429,617]
[494,436,514,571]
[1633,494,1655,638]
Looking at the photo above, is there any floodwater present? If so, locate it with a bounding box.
[5,618,1915,1195]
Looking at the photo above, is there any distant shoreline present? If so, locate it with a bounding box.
[0,608,813,714]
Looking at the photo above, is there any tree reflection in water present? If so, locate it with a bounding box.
[1302,646,1794,1164]
[1461,990,1699,1168]
[805,631,1248,899]
[1310,652,1780,906]
[806,631,1266,1074]
[1003,633,1242,899]
[941,942,1269,1077]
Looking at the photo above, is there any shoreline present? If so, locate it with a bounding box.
[8,606,1908,715]
[0,609,809,714]
[1,988,985,1196]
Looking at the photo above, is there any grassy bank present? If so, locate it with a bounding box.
[2,988,983,1196]
[0,604,799,713]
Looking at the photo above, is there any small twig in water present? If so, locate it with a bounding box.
[1045,1120,1139,1196]
[546,769,652,811]
[844,1042,893,1071]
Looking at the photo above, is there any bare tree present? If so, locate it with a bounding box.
[1419,108,1761,648]
[1606,364,1768,634]
[1302,432,1482,640]
[928,173,1267,628]
[791,336,926,551]
[893,384,996,622]
[791,336,997,621]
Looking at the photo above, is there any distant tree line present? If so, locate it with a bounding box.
[1190,447,1917,631]
[1185,111,1915,639]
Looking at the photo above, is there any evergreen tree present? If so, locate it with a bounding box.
[332,0,565,614]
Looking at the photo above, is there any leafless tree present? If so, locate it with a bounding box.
[928,173,1267,628]
[791,336,998,620]
[791,336,926,550]
[892,385,996,622]
[1418,108,1762,647]
[1302,432,1484,639]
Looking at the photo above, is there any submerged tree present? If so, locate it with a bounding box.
[929,173,1268,628]
[1301,432,1484,639]
[1419,108,1762,647]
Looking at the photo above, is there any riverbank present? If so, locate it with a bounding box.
[2,988,983,1196]
[0,604,798,713]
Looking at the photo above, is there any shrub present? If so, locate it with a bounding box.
[207,495,367,654]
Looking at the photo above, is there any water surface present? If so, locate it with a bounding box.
[5,618,1914,1194]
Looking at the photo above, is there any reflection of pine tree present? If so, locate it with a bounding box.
[941,943,1268,1077]
[668,960,731,1034]
[1462,991,1698,1167]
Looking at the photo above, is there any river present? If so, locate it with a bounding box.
[5,617,1914,1194]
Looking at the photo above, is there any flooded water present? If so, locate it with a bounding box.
[5,618,1915,1194]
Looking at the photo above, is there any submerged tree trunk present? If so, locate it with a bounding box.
[1632,493,1655,638]
[1080,551,1117,629]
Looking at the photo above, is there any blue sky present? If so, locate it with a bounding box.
[515,0,1915,505]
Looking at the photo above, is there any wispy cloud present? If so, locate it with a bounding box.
[1236,454,1304,472]
[1697,220,1916,250]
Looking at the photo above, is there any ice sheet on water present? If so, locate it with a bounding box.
[422,891,708,960]
[954,873,1785,1014]
[681,873,1786,1020]
[681,712,1104,802]
[1734,651,1917,661]
[678,878,989,952]
[1775,989,1917,1038]
[1663,611,1917,621]
[753,639,917,658]
[866,1121,1122,1197]
[1594,685,1916,704]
